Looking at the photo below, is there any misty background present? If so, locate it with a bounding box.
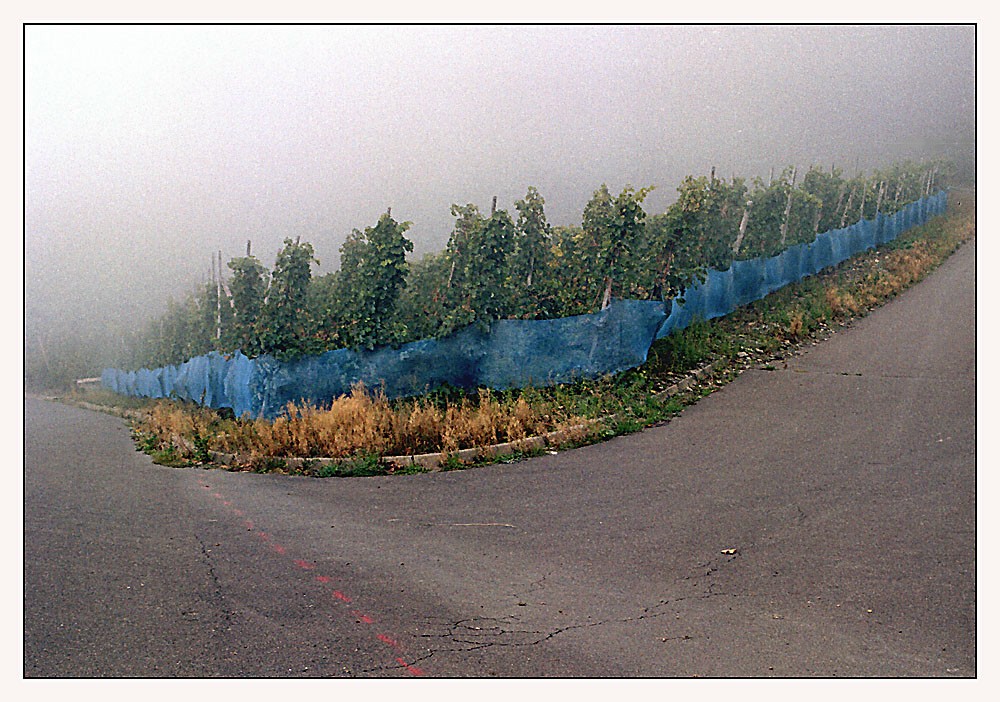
[23,24,975,384]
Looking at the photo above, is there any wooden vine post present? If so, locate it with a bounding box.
[778,166,797,247]
[924,165,937,196]
[833,183,846,223]
[840,186,855,227]
[857,178,868,221]
[732,200,752,255]
[216,250,222,340]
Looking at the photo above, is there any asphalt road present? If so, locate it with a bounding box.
[23,240,975,678]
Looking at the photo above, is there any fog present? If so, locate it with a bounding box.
[23,24,975,377]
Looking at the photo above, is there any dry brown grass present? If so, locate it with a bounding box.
[787,312,804,339]
[825,286,862,316]
[825,237,957,320]
[136,382,584,461]
[144,401,216,447]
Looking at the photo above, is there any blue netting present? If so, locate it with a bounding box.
[104,192,947,418]
[238,298,672,418]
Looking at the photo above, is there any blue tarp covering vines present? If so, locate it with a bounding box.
[103,191,946,419]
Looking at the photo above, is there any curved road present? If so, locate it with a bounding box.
[24,240,975,677]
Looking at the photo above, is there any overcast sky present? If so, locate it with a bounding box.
[24,23,975,337]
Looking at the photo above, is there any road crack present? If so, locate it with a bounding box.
[193,532,236,627]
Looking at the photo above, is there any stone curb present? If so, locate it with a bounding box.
[206,423,597,473]
[66,401,145,420]
[650,358,725,401]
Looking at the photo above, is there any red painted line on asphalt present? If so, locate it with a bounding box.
[395,657,426,676]
[377,634,399,648]
[351,611,374,624]
[205,485,429,675]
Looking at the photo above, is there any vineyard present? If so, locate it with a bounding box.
[118,159,949,374]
